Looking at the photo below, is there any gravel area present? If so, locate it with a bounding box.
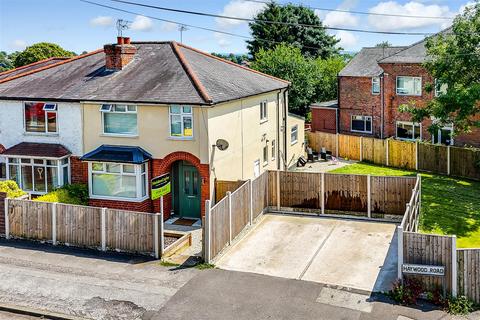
[164,236,178,248]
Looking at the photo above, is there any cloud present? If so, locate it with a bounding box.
[90,16,114,27]
[160,22,178,32]
[216,0,265,29]
[336,30,358,49]
[130,15,153,31]
[323,11,359,27]
[11,39,27,50]
[214,33,232,48]
[368,1,453,31]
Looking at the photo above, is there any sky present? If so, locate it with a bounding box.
[0,0,475,55]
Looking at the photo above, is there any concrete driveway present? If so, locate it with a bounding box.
[216,214,398,292]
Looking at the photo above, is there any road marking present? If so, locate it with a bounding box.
[316,287,373,313]
[298,223,337,280]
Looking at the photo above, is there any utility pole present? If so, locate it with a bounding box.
[178,24,189,43]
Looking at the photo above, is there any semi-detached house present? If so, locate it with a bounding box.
[0,37,304,219]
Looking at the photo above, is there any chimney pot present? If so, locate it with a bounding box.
[124,37,131,44]
[117,36,124,45]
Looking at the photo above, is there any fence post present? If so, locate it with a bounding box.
[367,175,371,218]
[154,212,160,259]
[101,208,107,251]
[451,235,457,297]
[417,174,422,232]
[336,133,339,158]
[415,141,419,171]
[321,172,325,215]
[359,136,363,161]
[276,170,280,210]
[52,203,57,245]
[397,225,404,281]
[447,145,451,175]
[386,139,390,166]
[227,191,232,245]
[4,198,9,240]
[160,196,165,257]
[249,179,253,225]
[205,200,211,263]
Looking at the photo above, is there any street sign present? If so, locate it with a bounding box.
[151,173,171,200]
[402,264,445,276]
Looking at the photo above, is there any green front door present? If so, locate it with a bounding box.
[177,162,201,219]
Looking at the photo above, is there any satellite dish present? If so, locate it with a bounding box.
[216,139,229,151]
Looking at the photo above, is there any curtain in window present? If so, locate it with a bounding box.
[25,103,46,132]
[104,113,137,135]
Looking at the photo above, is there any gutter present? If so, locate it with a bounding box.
[283,89,288,171]
[380,73,385,139]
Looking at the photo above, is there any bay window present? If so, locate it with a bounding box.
[89,162,148,200]
[5,157,69,193]
[24,102,57,133]
[396,121,421,140]
[170,105,193,138]
[396,76,422,96]
[351,115,372,133]
[101,104,138,135]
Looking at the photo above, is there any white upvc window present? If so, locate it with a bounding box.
[5,156,70,194]
[435,79,448,97]
[291,125,298,145]
[0,158,6,180]
[372,77,380,94]
[263,144,268,166]
[24,102,58,134]
[101,104,138,136]
[271,139,276,161]
[260,101,268,122]
[396,76,422,96]
[351,115,372,133]
[169,105,193,139]
[396,121,421,141]
[89,162,148,201]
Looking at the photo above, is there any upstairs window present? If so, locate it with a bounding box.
[351,115,372,133]
[396,76,422,96]
[170,106,193,138]
[396,121,421,140]
[260,101,268,122]
[435,79,448,97]
[291,125,298,145]
[24,102,57,133]
[372,77,380,94]
[101,104,137,135]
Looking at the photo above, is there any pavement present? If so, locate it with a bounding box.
[216,213,398,292]
[0,238,199,320]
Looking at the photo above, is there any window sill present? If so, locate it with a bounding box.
[291,141,298,146]
[260,119,268,124]
[89,194,149,202]
[100,133,139,138]
[396,93,422,97]
[263,162,268,167]
[168,136,194,141]
[351,130,373,134]
[24,132,59,137]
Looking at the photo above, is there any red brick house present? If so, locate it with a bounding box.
[314,29,480,147]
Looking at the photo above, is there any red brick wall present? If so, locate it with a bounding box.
[311,108,337,134]
[70,156,88,184]
[89,197,153,213]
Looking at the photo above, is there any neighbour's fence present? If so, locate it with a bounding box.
[215,180,245,202]
[205,171,269,263]
[0,192,6,235]
[457,249,480,303]
[307,131,480,180]
[4,199,164,257]
[269,171,417,217]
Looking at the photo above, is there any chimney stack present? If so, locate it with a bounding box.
[104,37,136,71]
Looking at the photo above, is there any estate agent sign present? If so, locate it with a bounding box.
[402,264,445,276]
[151,173,171,200]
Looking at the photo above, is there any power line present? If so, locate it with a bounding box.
[245,0,455,20]
[108,0,438,36]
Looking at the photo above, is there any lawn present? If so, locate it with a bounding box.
[330,162,480,248]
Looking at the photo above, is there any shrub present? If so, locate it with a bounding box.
[0,180,27,198]
[443,295,474,315]
[34,184,88,205]
[388,278,424,305]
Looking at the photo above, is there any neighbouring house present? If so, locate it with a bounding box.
[312,28,480,147]
[0,37,304,219]
[309,100,338,134]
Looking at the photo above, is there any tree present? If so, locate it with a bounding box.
[400,2,480,136]
[247,2,340,59]
[0,51,14,72]
[211,53,249,65]
[375,41,392,48]
[314,56,346,104]
[14,43,75,68]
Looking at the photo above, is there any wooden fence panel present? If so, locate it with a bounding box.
[371,176,416,216]
[457,249,480,303]
[105,209,155,254]
[268,170,277,207]
[307,131,336,154]
[215,180,245,202]
[450,147,480,180]
[339,134,361,160]
[8,200,52,240]
[279,171,321,209]
[324,173,367,213]
[389,139,416,170]
[362,137,387,165]
[403,232,454,293]
[56,203,102,247]
[418,143,448,175]
[0,192,5,235]
[252,172,268,219]
[231,182,250,239]
[210,197,230,258]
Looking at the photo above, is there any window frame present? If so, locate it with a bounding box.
[371,77,380,95]
[169,105,194,140]
[100,104,138,137]
[24,101,58,134]
[396,121,422,141]
[0,158,6,180]
[396,76,422,96]
[291,125,298,145]
[271,139,276,161]
[260,101,268,123]
[351,115,373,134]
[88,161,149,201]
[4,155,70,194]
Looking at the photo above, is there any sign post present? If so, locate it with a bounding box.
[151,173,171,200]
